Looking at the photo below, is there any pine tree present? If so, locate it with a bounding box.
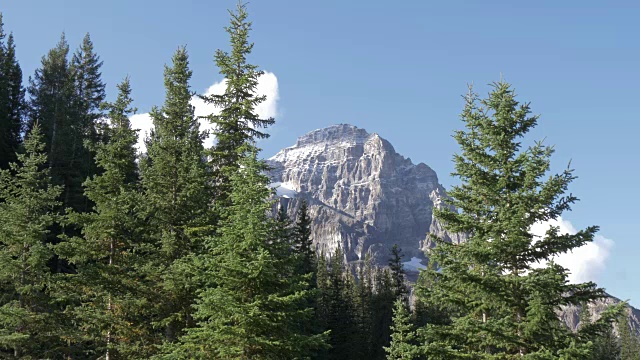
[294,199,316,281]
[27,33,100,214]
[322,248,358,360]
[353,256,375,358]
[619,310,640,360]
[372,267,396,360]
[0,14,25,169]
[140,47,209,344]
[385,299,422,360]
[0,124,62,358]
[204,2,275,206]
[55,78,157,358]
[388,244,408,302]
[171,144,326,359]
[70,33,106,207]
[578,302,621,360]
[418,81,620,359]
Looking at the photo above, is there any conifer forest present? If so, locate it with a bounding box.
[0,3,639,360]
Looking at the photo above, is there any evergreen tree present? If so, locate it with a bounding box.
[0,14,25,169]
[372,267,396,360]
[353,257,375,359]
[385,299,422,360]
[388,244,408,302]
[418,81,620,359]
[27,33,102,214]
[620,310,640,360]
[578,302,621,360]
[0,125,62,358]
[172,144,326,359]
[321,248,358,360]
[55,78,157,358]
[70,33,106,203]
[294,199,315,282]
[204,2,275,206]
[140,47,209,344]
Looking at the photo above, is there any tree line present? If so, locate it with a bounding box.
[1,3,639,360]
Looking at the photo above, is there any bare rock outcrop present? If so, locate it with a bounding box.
[267,124,456,265]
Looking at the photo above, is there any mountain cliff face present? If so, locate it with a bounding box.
[267,124,462,267]
[267,123,639,332]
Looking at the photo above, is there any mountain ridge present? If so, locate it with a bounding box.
[267,123,639,332]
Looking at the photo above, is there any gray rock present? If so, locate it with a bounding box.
[559,294,640,335]
[268,123,639,332]
[267,124,457,267]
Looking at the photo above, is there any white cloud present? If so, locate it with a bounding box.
[130,71,279,152]
[530,217,614,284]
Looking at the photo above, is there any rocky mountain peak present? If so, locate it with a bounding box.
[293,124,371,147]
[268,124,640,332]
[268,124,462,267]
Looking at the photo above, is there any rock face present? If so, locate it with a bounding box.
[560,295,640,334]
[268,123,640,333]
[267,124,462,267]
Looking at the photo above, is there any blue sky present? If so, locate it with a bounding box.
[3,1,639,305]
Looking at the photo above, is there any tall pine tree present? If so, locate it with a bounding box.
[27,33,104,214]
[55,78,157,358]
[0,125,62,358]
[70,33,106,209]
[620,310,640,360]
[0,14,25,169]
[171,144,326,359]
[204,2,275,206]
[385,299,422,360]
[140,46,209,344]
[418,81,621,359]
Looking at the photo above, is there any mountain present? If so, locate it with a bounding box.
[267,124,463,269]
[267,123,640,332]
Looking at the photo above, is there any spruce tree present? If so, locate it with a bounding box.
[0,125,62,358]
[388,244,408,302]
[372,267,396,360]
[385,299,422,360]
[418,81,620,359]
[204,2,275,206]
[322,248,358,360]
[55,78,156,358]
[619,310,640,360]
[294,199,316,282]
[27,33,101,214]
[0,15,25,169]
[353,257,375,358]
[172,144,326,359]
[578,302,621,360]
[70,33,106,205]
[140,47,209,344]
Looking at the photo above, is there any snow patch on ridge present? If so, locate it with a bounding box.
[403,257,426,272]
[270,182,298,198]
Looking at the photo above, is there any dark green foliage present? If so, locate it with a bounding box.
[315,250,401,360]
[55,78,157,358]
[204,2,275,206]
[172,144,326,359]
[294,199,315,281]
[70,33,106,187]
[385,299,423,360]
[619,310,640,360]
[321,248,359,360]
[140,47,210,344]
[578,302,621,360]
[418,81,620,359]
[0,125,62,358]
[27,33,105,215]
[388,244,409,301]
[0,14,25,169]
